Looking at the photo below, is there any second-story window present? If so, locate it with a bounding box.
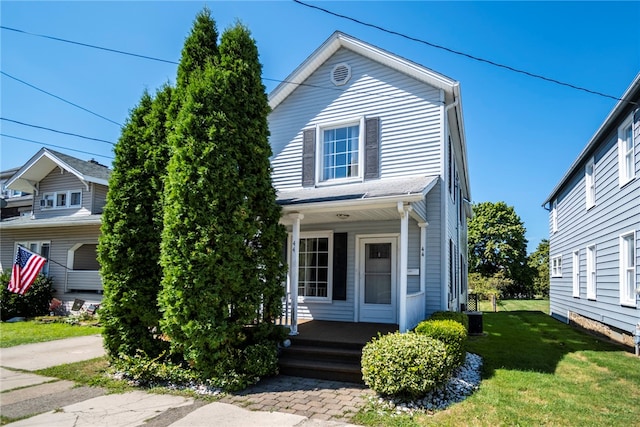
[41,190,82,209]
[585,157,595,209]
[618,114,635,186]
[321,124,360,181]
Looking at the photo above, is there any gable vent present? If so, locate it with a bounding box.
[331,63,351,86]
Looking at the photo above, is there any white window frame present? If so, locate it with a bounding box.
[316,118,364,185]
[585,157,595,209]
[572,250,580,298]
[289,231,334,302]
[551,255,562,278]
[40,190,82,210]
[619,231,637,307]
[586,244,597,300]
[16,241,51,276]
[551,200,558,234]
[618,114,635,187]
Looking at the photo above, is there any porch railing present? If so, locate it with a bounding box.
[64,270,102,292]
[406,291,425,331]
[277,292,291,327]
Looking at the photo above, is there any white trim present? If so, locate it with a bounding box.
[39,189,82,210]
[586,244,597,300]
[585,157,595,209]
[315,117,365,185]
[572,250,580,298]
[551,200,558,233]
[551,255,562,278]
[618,114,636,187]
[619,230,637,307]
[288,230,333,303]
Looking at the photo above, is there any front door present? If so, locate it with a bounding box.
[358,237,397,323]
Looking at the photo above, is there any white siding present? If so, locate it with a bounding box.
[270,48,443,190]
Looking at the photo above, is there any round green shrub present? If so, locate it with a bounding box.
[0,272,54,321]
[429,310,469,331]
[361,332,454,399]
[415,319,467,368]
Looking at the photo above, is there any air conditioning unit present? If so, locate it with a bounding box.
[40,199,53,208]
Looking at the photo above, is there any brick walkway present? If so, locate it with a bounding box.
[219,375,374,423]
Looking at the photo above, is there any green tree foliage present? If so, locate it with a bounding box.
[0,273,53,321]
[468,201,533,298]
[159,22,286,388]
[528,239,550,297]
[176,7,218,90]
[98,85,172,360]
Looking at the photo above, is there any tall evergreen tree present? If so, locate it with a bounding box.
[159,23,286,387]
[176,7,218,90]
[98,84,173,359]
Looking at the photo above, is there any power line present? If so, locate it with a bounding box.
[1,25,178,65]
[1,71,122,127]
[0,134,114,160]
[293,0,638,106]
[1,118,115,145]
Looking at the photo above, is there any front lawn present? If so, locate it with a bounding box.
[0,320,102,348]
[355,304,639,426]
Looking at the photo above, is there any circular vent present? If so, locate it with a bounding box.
[331,63,351,86]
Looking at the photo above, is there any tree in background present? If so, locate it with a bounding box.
[98,85,173,359]
[468,201,533,298]
[159,19,286,389]
[528,239,550,298]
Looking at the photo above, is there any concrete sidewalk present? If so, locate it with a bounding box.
[0,335,364,426]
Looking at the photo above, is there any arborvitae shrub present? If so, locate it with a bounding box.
[415,319,467,368]
[429,310,469,331]
[0,273,54,321]
[361,332,455,399]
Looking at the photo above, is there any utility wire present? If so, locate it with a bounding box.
[1,71,122,127]
[1,118,115,145]
[1,25,178,65]
[0,134,114,160]
[293,0,638,105]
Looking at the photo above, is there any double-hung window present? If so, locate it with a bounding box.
[551,200,558,233]
[551,255,562,278]
[296,232,333,301]
[41,190,82,209]
[17,241,50,276]
[572,250,580,297]
[586,244,597,300]
[585,157,595,209]
[618,115,635,186]
[620,231,637,306]
[321,123,361,182]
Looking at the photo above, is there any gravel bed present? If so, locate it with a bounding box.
[367,352,483,416]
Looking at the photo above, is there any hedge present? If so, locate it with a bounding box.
[415,319,467,368]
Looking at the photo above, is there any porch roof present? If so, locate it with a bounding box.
[277,175,437,225]
[0,214,102,229]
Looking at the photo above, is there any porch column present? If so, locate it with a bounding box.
[397,202,412,332]
[288,212,304,335]
[418,222,429,293]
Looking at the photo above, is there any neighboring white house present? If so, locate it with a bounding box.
[0,148,110,304]
[270,32,472,333]
[542,73,640,347]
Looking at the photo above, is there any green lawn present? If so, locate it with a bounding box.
[478,298,550,313]
[0,321,102,348]
[355,301,639,426]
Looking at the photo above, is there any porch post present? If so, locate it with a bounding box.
[289,212,304,335]
[398,202,411,332]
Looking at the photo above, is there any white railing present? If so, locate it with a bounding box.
[277,292,291,327]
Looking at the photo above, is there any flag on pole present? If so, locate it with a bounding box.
[9,246,47,295]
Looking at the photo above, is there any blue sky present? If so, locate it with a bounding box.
[1,1,639,252]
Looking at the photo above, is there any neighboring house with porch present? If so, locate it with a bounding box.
[0,148,110,306]
[1,167,33,219]
[542,73,640,347]
[271,32,471,334]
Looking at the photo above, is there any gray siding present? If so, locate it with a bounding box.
[1,224,102,295]
[549,114,640,334]
[425,183,443,316]
[92,184,108,214]
[270,48,443,189]
[35,170,93,219]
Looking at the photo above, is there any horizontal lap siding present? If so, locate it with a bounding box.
[0,225,102,295]
[549,125,640,333]
[36,171,92,219]
[270,48,442,189]
[425,184,442,315]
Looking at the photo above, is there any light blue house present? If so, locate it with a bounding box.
[270,32,472,333]
[543,73,640,347]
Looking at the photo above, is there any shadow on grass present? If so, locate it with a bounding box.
[466,310,627,378]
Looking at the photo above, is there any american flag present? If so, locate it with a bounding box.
[9,246,47,295]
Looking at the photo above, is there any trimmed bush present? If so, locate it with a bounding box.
[429,310,469,331]
[361,332,455,399]
[415,319,467,368]
[0,273,54,321]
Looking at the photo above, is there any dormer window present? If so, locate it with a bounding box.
[41,190,82,209]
